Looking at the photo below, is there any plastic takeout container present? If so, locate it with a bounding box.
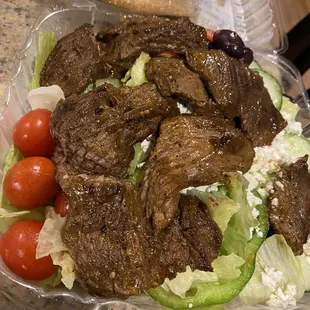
[0,0,310,309]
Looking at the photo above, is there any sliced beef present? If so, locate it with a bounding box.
[186,49,287,146]
[50,83,178,177]
[145,57,220,116]
[60,173,156,298]
[179,195,222,270]
[146,57,208,102]
[40,24,124,97]
[59,168,222,298]
[97,17,208,68]
[268,156,310,254]
[141,115,255,230]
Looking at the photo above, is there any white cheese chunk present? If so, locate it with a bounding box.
[262,266,283,291]
[267,284,297,308]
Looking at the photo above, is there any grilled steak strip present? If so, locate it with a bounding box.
[268,156,310,254]
[97,17,209,69]
[142,115,255,230]
[40,24,124,97]
[145,57,220,116]
[50,83,178,177]
[186,49,287,146]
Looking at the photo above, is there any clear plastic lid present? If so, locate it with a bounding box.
[95,0,288,54]
[193,0,288,54]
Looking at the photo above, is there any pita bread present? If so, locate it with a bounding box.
[107,0,194,16]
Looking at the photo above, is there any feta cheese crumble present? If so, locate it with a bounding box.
[244,115,304,203]
[271,198,279,207]
[141,136,152,153]
[262,267,283,291]
[281,112,303,136]
[177,102,192,114]
[252,207,259,218]
[262,266,297,308]
[256,227,263,238]
[275,181,284,190]
[267,284,297,308]
[180,183,222,195]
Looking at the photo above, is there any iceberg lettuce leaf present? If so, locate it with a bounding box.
[127,143,146,176]
[95,78,122,88]
[162,266,219,299]
[36,207,75,289]
[240,234,305,305]
[51,251,75,289]
[212,253,245,284]
[31,32,57,89]
[297,254,310,292]
[36,207,67,259]
[122,52,151,86]
[221,173,259,258]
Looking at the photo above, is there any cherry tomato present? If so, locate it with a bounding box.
[206,28,215,42]
[54,191,70,217]
[3,157,59,210]
[13,109,55,158]
[0,220,56,281]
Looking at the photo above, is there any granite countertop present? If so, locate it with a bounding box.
[0,0,39,99]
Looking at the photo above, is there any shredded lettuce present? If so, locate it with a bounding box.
[240,234,305,305]
[96,78,122,88]
[221,173,259,258]
[82,83,95,94]
[51,251,75,289]
[163,266,219,299]
[163,254,245,299]
[128,143,147,175]
[36,207,67,259]
[36,207,76,289]
[122,52,151,86]
[212,254,245,284]
[31,32,57,89]
[127,142,150,186]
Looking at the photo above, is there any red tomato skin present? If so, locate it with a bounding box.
[0,220,56,281]
[206,28,215,42]
[54,191,70,217]
[13,109,55,158]
[3,157,59,210]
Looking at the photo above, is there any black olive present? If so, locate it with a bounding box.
[240,47,254,65]
[212,29,253,65]
[226,43,245,58]
[213,29,245,50]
